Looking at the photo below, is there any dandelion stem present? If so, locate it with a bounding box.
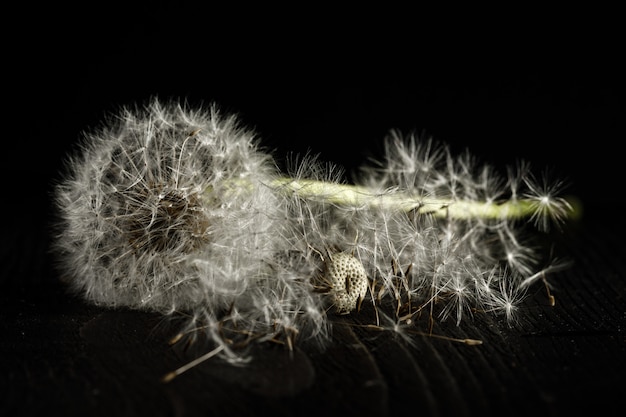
[212,176,579,220]
[261,178,578,220]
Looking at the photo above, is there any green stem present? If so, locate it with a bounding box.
[218,177,580,221]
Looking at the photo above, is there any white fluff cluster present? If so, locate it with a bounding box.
[54,99,328,362]
[53,98,573,366]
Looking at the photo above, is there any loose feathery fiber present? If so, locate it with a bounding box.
[52,97,576,372]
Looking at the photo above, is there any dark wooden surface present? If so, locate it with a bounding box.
[2,208,625,417]
[5,8,625,416]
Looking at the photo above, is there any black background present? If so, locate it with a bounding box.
[3,6,625,417]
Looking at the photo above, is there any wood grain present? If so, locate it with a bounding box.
[1,210,624,417]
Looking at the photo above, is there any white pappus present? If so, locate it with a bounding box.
[52,97,576,377]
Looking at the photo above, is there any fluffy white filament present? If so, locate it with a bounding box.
[53,97,575,367]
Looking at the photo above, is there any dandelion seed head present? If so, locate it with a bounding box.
[53,97,282,314]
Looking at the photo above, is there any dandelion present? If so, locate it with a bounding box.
[52,97,577,377]
[53,98,329,364]
[54,98,280,311]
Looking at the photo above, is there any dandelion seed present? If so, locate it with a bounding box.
[161,345,225,383]
[523,170,574,231]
